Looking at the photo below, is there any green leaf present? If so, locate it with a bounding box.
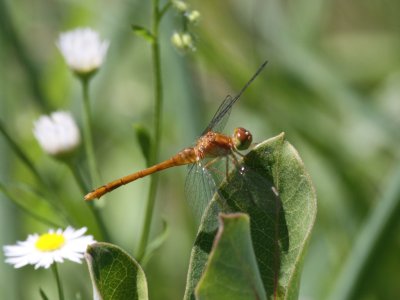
[0,182,64,227]
[141,218,169,266]
[131,25,154,43]
[184,133,317,300]
[195,213,267,300]
[39,288,49,300]
[85,242,148,300]
[133,124,152,165]
[0,119,44,183]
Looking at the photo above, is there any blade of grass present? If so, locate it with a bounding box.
[328,162,400,300]
[0,182,63,228]
[0,1,51,112]
[0,120,44,184]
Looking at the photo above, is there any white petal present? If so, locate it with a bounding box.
[3,227,96,270]
[57,27,109,73]
[33,111,80,156]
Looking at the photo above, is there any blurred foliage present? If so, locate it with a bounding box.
[0,0,400,299]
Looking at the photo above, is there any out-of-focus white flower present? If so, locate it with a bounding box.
[172,0,188,12]
[56,28,109,74]
[186,10,200,24]
[171,32,195,53]
[33,111,81,157]
[3,227,95,269]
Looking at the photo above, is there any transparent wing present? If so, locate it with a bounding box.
[201,60,268,135]
[184,156,244,221]
[185,162,218,222]
[201,94,234,134]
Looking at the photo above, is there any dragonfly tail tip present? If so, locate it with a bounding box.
[84,192,96,201]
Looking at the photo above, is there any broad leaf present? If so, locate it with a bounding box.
[195,213,267,300]
[85,242,148,300]
[184,133,317,300]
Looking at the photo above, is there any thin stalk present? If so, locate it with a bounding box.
[79,77,110,241]
[136,0,164,261]
[65,159,88,193]
[51,263,65,300]
[65,160,111,242]
[81,77,101,188]
[159,1,172,19]
[0,121,72,224]
[328,163,400,300]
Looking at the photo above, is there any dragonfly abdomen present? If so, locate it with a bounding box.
[84,148,197,200]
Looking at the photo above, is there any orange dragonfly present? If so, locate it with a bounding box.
[84,61,268,210]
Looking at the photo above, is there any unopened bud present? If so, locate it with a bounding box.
[171,32,195,53]
[172,0,188,12]
[33,111,81,159]
[186,10,200,24]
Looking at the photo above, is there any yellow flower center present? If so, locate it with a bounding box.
[35,233,65,251]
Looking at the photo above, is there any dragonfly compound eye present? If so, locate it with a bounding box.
[233,127,253,150]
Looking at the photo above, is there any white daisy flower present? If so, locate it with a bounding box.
[33,111,81,157]
[56,27,109,74]
[3,227,95,269]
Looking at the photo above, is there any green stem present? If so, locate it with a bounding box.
[81,77,101,188]
[0,120,44,185]
[159,1,172,19]
[51,263,65,300]
[79,77,111,242]
[0,120,72,224]
[328,163,400,300]
[65,160,111,242]
[65,159,88,193]
[136,0,164,261]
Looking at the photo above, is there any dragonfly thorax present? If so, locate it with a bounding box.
[194,131,232,159]
[232,127,252,150]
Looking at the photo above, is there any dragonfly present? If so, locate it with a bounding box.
[84,61,268,212]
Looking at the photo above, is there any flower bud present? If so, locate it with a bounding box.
[56,28,109,75]
[171,32,195,53]
[186,10,200,24]
[172,0,188,12]
[33,111,81,158]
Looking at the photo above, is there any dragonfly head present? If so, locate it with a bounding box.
[232,127,253,150]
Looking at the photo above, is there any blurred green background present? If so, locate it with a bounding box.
[1,0,400,299]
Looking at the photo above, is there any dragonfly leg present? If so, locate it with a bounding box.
[200,157,230,213]
[229,150,246,175]
[203,157,220,169]
[203,157,226,179]
[232,147,245,157]
[225,156,229,178]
